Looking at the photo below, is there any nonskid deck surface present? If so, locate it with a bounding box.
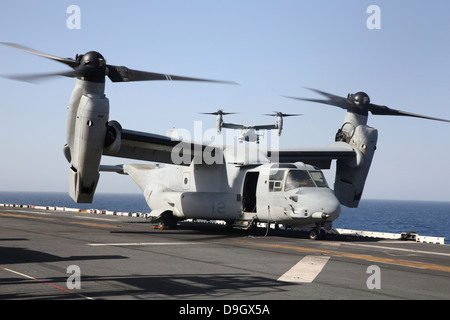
[0,205,449,302]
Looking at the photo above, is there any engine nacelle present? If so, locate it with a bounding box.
[217,113,223,134]
[276,115,283,136]
[334,124,378,208]
[68,93,109,203]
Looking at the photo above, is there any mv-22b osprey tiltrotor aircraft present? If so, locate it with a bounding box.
[200,109,302,143]
[2,43,450,240]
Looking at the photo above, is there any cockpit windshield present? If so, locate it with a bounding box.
[284,170,329,191]
[268,169,329,192]
[309,170,328,188]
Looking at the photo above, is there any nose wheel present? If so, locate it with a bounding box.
[309,228,326,240]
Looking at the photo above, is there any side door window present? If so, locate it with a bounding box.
[268,170,285,192]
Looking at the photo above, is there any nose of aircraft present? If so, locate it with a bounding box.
[297,188,341,221]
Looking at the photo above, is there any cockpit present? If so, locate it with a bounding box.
[268,165,329,192]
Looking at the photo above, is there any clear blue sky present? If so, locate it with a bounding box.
[1,0,449,201]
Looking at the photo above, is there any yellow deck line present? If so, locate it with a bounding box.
[239,241,450,273]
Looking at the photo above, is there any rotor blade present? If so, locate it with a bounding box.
[1,69,85,83]
[283,95,351,110]
[284,87,355,111]
[284,96,352,110]
[1,43,238,85]
[303,87,347,102]
[200,110,238,115]
[263,112,302,117]
[280,113,302,117]
[369,103,450,122]
[287,87,450,123]
[0,42,78,69]
[107,65,237,84]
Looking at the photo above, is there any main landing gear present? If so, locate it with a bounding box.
[153,211,178,230]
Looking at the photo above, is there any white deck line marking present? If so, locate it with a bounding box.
[13,210,51,215]
[0,266,94,300]
[87,242,199,246]
[1,266,36,280]
[278,255,330,283]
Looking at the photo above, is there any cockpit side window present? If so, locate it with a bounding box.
[269,170,285,192]
[310,171,329,188]
[284,170,315,191]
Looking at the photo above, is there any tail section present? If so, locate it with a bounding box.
[121,164,158,191]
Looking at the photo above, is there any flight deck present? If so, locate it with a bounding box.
[1,203,449,302]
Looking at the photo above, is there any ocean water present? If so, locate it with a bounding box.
[335,200,450,244]
[1,192,449,243]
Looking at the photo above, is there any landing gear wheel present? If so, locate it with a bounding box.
[159,212,177,230]
[309,228,325,240]
[309,229,319,240]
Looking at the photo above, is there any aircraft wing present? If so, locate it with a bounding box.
[221,122,245,129]
[222,122,277,130]
[266,142,356,169]
[252,124,278,130]
[103,127,355,169]
[103,128,222,166]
